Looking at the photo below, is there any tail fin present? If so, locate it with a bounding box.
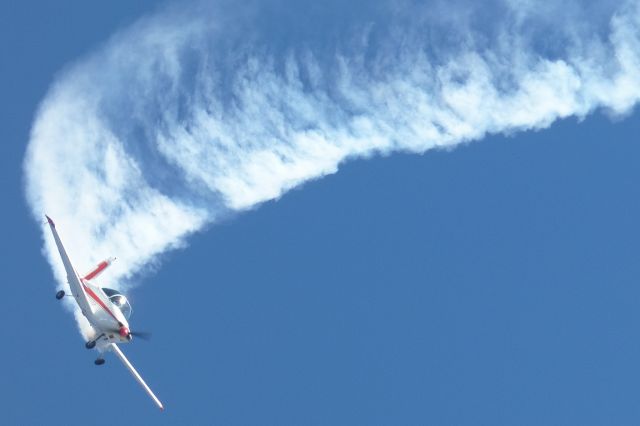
[83,257,116,281]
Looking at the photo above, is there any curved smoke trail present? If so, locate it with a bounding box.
[24,0,640,332]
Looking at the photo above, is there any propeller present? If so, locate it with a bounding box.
[129,331,152,340]
[107,326,152,341]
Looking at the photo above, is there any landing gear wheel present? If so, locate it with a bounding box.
[85,340,96,349]
[94,358,105,366]
[55,290,65,300]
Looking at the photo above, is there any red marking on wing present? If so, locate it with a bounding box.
[83,261,109,280]
[45,215,55,227]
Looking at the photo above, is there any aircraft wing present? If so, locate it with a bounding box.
[111,343,165,410]
[45,215,94,316]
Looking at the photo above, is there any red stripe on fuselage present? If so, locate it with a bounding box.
[82,282,119,323]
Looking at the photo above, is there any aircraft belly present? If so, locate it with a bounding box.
[89,309,117,331]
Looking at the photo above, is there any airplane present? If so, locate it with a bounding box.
[45,215,164,411]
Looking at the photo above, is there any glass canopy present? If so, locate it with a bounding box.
[101,288,132,319]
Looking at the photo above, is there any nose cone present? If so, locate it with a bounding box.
[119,326,130,338]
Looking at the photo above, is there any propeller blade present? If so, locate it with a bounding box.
[130,331,152,340]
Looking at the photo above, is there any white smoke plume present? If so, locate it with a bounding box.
[24,0,640,332]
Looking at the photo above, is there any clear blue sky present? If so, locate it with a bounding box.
[3,1,640,425]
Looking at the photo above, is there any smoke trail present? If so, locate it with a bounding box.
[24,0,640,332]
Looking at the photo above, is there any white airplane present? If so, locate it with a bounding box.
[45,215,164,411]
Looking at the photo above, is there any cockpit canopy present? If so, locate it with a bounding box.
[102,288,132,319]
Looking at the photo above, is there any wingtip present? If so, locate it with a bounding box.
[45,215,55,227]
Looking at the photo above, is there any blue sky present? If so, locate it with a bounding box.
[3,1,640,425]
